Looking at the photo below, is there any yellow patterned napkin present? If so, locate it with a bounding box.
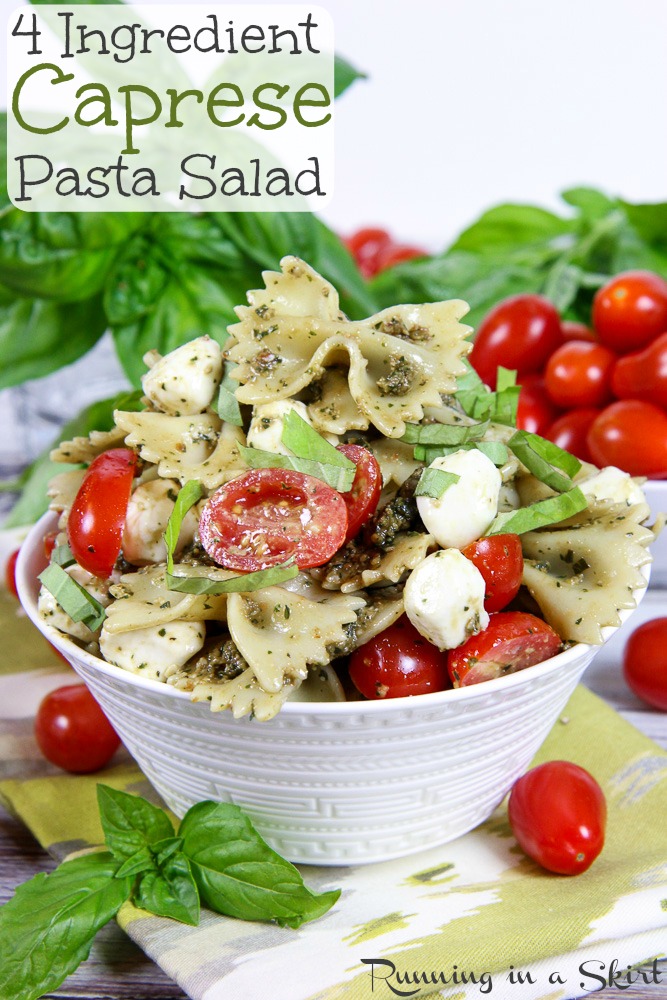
[1,588,667,1000]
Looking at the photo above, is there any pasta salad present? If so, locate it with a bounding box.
[37,257,655,719]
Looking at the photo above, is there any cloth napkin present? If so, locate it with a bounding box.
[2,584,667,1000]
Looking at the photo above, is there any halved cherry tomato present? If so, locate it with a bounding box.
[344,228,392,278]
[43,532,58,561]
[469,294,563,389]
[447,611,562,687]
[508,761,606,875]
[622,618,667,711]
[336,444,383,543]
[560,320,597,343]
[34,684,121,773]
[544,340,617,409]
[611,331,667,409]
[67,448,137,578]
[546,408,600,465]
[461,534,523,613]
[5,549,19,599]
[348,616,450,699]
[199,468,348,571]
[592,270,667,353]
[587,400,667,478]
[516,374,561,436]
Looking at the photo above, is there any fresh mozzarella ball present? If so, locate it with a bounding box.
[142,336,223,416]
[38,566,111,641]
[578,466,646,508]
[404,549,489,650]
[416,449,502,548]
[122,479,197,566]
[99,621,205,682]
[246,400,338,454]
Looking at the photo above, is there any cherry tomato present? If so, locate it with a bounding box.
[34,684,121,773]
[611,331,667,409]
[199,468,348,571]
[622,618,667,711]
[5,549,19,599]
[375,243,427,272]
[508,761,606,875]
[348,616,450,699]
[460,534,523,613]
[469,294,563,389]
[344,228,392,278]
[43,532,58,561]
[592,270,667,353]
[336,445,382,543]
[516,374,561,436]
[67,448,137,578]
[587,400,667,478]
[545,408,600,465]
[561,320,597,343]
[545,340,616,409]
[447,611,562,688]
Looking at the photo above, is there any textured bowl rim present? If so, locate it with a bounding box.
[17,510,651,718]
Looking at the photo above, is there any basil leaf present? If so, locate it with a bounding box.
[486,487,588,536]
[0,112,8,210]
[166,560,298,595]
[38,563,106,631]
[51,544,75,568]
[402,420,489,447]
[475,441,510,466]
[216,363,243,426]
[508,430,581,493]
[334,54,367,97]
[0,852,131,1000]
[179,801,340,928]
[450,203,572,255]
[415,468,460,499]
[134,851,200,927]
[413,441,509,466]
[238,443,356,492]
[493,367,521,426]
[163,480,204,575]
[282,410,354,468]
[97,785,175,864]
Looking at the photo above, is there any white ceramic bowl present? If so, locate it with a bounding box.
[643,482,667,587]
[17,512,649,866]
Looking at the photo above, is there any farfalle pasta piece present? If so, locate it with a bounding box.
[306,367,371,435]
[50,426,128,464]
[47,469,86,514]
[226,587,366,693]
[225,256,472,437]
[370,438,421,487]
[114,410,246,488]
[358,532,437,591]
[104,565,227,634]
[521,500,653,644]
[189,669,300,720]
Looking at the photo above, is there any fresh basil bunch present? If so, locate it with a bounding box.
[0,785,340,1000]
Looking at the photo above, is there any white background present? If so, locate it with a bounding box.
[3,0,667,248]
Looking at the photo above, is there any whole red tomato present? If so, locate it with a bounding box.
[546,408,600,465]
[587,400,667,478]
[344,228,392,278]
[5,549,19,599]
[560,320,597,343]
[35,684,121,773]
[460,534,524,613]
[592,270,667,353]
[348,616,450,699]
[508,761,607,875]
[447,612,562,687]
[375,243,426,271]
[611,331,667,409]
[469,294,563,389]
[516,375,561,436]
[622,618,667,711]
[545,340,616,409]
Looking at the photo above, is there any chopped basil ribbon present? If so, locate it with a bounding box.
[485,487,588,536]
[413,440,509,466]
[164,480,204,575]
[51,543,76,568]
[454,362,520,427]
[215,363,243,426]
[38,563,107,632]
[165,560,299,595]
[414,467,460,499]
[401,419,490,446]
[238,444,355,493]
[280,411,356,490]
[508,430,582,493]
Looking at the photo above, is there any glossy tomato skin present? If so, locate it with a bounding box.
[336,445,382,543]
[469,294,563,389]
[5,549,19,599]
[592,270,667,353]
[508,761,607,875]
[345,228,392,278]
[348,616,451,699]
[460,534,523,613]
[560,320,597,343]
[587,400,667,478]
[622,618,667,711]
[546,408,600,465]
[375,243,426,271]
[516,374,561,436]
[34,684,121,773]
[545,341,616,409]
[611,331,667,409]
[199,468,348,571]
[67,448,137,578]
[447,611,562,688]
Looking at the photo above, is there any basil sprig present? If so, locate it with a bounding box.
[38,562,107,632]
[0,786,339,1000]
[508,429,582,493]
[414,467,460,499]
[486,486,588,536]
